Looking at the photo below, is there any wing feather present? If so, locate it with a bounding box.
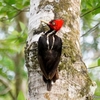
[38,35,62,80]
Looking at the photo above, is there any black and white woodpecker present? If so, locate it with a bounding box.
[38,19,63,91]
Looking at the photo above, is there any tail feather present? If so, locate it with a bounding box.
[43,76,52,91]
[47,80,52,91]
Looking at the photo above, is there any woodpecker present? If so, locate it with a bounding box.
[38,19,63,91]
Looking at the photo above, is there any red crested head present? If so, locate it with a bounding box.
[48,19,64,31]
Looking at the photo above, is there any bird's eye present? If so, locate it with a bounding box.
[52,22,56,25]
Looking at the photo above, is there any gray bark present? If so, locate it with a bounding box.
[25,0,97,100]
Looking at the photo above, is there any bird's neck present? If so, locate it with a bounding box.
[45,29,57,36]
[45,30,57,50]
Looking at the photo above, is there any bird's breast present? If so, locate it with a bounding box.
[46,35,55,50]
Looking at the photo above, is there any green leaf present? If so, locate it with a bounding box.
[0,57,14,71]
[17,91,25,100]
[94,80,100,96]
[22,0,30,6]
[4,0,15,4]
[19,22,26,31]
[0,7,8,14]
[97,58,100,66]
[7,10,17,19]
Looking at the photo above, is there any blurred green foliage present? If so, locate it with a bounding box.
[0,22,27,99]
[81,0,100,99]
[0,0,28,100]
[0,0,29,21]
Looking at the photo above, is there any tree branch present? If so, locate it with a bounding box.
[0,88,10,95]
[4,0,21,11]
[81,6,100,17]
[0,0,29,21]
[94,95,100,99]
[81,22,100,37]
[0,76,15,100]
[0,7,29,21]
[88,66,100,69]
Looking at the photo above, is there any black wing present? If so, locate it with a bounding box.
[47,35,62,79]
[38,35,62,80]
[38,35,49,79]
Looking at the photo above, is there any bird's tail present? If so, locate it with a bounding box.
[47,80,52,91]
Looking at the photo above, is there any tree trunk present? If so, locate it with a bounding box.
[25,0,96,100]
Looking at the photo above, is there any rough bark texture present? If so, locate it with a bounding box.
[25,0,96,100]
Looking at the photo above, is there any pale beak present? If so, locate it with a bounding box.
[41,20,49,25]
